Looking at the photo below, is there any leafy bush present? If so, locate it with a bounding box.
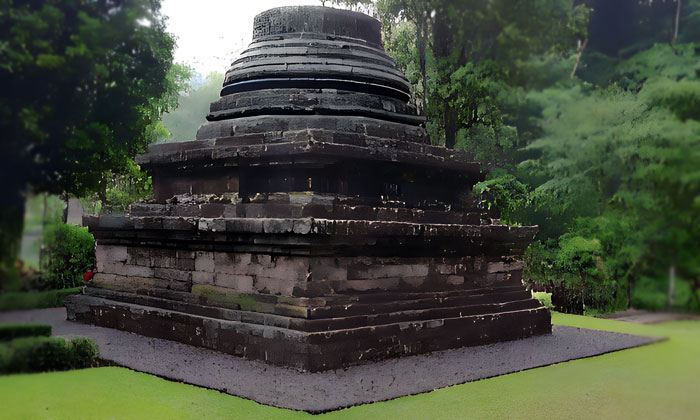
[0,336,99,374]
[41,223,95,290]
[474,173,529,225]
[531,292,554,310]
[3,337,72,373]
[0,323,51,341]
[69,337,100,369]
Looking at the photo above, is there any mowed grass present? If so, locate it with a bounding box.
[1,313,699,419]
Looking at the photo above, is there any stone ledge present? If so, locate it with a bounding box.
[65,294,551,372]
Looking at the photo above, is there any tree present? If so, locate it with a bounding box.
[0,0,181,281]
[161,72,223,143]
[378,0,588,150]
[378,0,436,114]
[516,45,700,312]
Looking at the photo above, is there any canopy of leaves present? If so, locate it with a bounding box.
[0,0,181,198]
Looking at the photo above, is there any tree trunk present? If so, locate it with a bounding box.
[667,264,676,309]
[417,21,428,115]
[444,105,459,149]
[61,192,69,223]
[673,0,682,41]
[570,38,588,81]
[0,183,26,288]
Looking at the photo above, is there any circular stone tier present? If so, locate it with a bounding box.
[197,6,423,142]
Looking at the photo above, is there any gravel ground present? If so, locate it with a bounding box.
[0,308,663,413]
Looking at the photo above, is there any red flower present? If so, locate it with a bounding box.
[83,270,93,282]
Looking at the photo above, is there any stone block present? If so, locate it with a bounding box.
[446,275,465,286]
[309,261,347,282]
[399,276,425,287]
[100,263,126,275]
[96,245,128,264]
[163,217,197,231]
[193,271,215,286]
[195,251,215,272]
[175,258,195,271]
[259,256,309,281]
[124,264,155,278]
[216,274,255,293]
[198,218,226,232]
[336,278,400,292]
[168,279,192,292]
[154,268,192,282]
[348,264,429,280]
[254,276,297,296]
[176,250,196,260]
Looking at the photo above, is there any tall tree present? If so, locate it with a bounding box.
[379,0,588,150]
[0,0,181,281]
[378,0,435,114]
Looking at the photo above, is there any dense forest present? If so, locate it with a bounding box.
[158,0,700,314]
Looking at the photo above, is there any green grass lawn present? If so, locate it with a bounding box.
[1,313,698,419]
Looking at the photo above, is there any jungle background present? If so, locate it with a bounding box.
[1,0,699,315]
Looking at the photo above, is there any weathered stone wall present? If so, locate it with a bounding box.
[95,244,524,292]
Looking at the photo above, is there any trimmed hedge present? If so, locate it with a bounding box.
[0,287,82,311]
[0,323,52,341]
[0,336,99,374]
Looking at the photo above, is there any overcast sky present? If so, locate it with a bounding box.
[161,0,320,76]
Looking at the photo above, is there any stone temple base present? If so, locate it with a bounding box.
[66,288,550,372]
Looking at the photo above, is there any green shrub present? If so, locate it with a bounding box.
[5,337,72,373]
[0,336,99,374]
[41,223,95,289]
[69,337,99,369]
[532,292,554,310]
[0,287,82,311]
[0,323,51,341]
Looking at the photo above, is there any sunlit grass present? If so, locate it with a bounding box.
[1,313,698,419]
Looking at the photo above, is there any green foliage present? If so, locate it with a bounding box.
[517,42,700,313]
[68,337,100,369]
[1,337,71,373]
[161,72,223,143]
[0,336,99,374]
[0,323,51,341]
[41,223,95,290]
[531,292,554,310]
[0,287,82,311]
[0,0,178,196]
[81,159,153,214]
[0,0,182,272]
[474,174,529,225]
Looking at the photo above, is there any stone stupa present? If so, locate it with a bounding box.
[67,6,550,372]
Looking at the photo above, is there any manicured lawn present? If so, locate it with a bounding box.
[0,288,82,312]
[1,313,698,419]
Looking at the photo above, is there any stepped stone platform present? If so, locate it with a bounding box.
[66,5,551,371]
